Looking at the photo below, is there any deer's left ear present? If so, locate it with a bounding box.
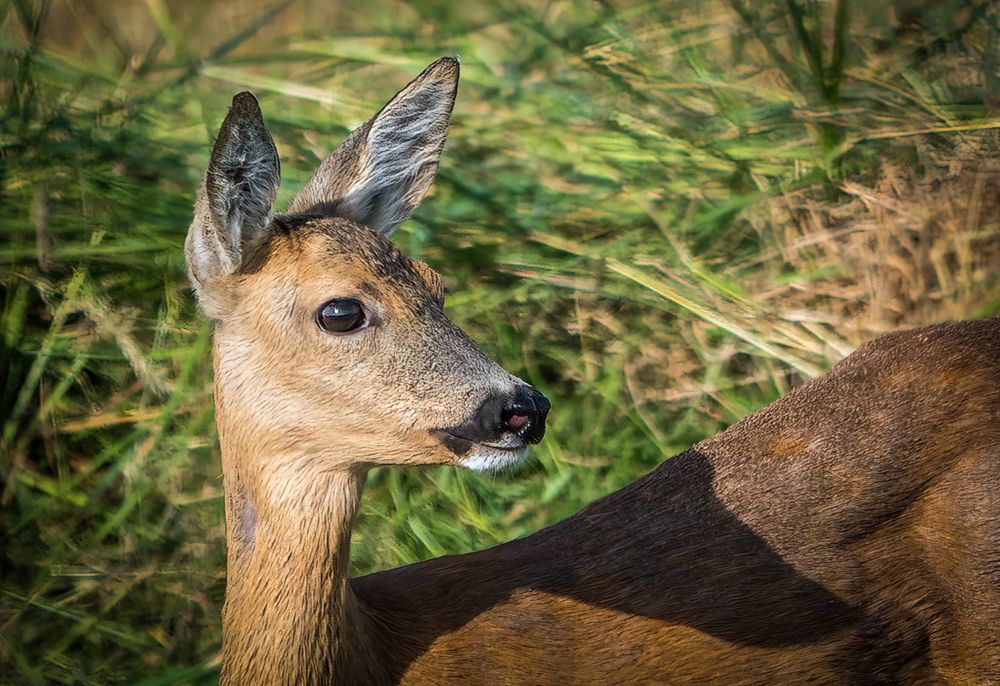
[186,92,280,303]
[287,57,459,236]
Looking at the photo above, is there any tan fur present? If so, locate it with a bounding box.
[187,60,999,685]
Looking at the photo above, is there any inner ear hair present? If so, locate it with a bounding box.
[185,91,281,316]
[206,92,281,261]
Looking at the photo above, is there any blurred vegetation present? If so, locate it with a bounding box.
[2,0,999,683]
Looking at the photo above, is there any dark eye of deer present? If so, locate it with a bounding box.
[317,299,367,334]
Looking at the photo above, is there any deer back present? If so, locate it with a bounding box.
[352,318,1000,685]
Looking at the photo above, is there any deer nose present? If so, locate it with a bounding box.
[500,386,550,444]
[431,386,551,456]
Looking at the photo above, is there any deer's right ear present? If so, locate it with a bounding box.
[186,92,280,312]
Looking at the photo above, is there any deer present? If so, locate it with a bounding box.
[185,57,1000,685]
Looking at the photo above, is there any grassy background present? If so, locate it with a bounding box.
[2,0,999,683]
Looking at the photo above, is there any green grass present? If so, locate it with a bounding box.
[2,0,999,683]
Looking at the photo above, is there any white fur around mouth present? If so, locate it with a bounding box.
[461,444,529,473]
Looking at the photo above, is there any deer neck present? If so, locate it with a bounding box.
[215,385,380,685]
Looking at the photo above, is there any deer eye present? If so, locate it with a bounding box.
[316,299,367,334]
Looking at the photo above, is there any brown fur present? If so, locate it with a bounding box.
[344,319,1000,686]
[186,59,1000,685]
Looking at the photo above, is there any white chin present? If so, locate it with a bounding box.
[461,445,529,473]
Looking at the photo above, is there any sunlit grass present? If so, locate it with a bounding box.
[2,0,999,683]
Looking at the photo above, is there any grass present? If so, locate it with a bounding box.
[2,0,999,683]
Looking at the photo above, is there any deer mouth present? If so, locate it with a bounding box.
[429,429,530,472]
[430,429,527,454]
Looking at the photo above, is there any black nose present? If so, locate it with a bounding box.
[432,385,552,456]
[499,385,550,445]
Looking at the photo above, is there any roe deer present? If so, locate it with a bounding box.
[186,57,1000,685]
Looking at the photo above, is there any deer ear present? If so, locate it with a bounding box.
[186,92,280,302]
[286,57,459,235]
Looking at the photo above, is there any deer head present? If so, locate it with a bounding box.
[185,58,550,515]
